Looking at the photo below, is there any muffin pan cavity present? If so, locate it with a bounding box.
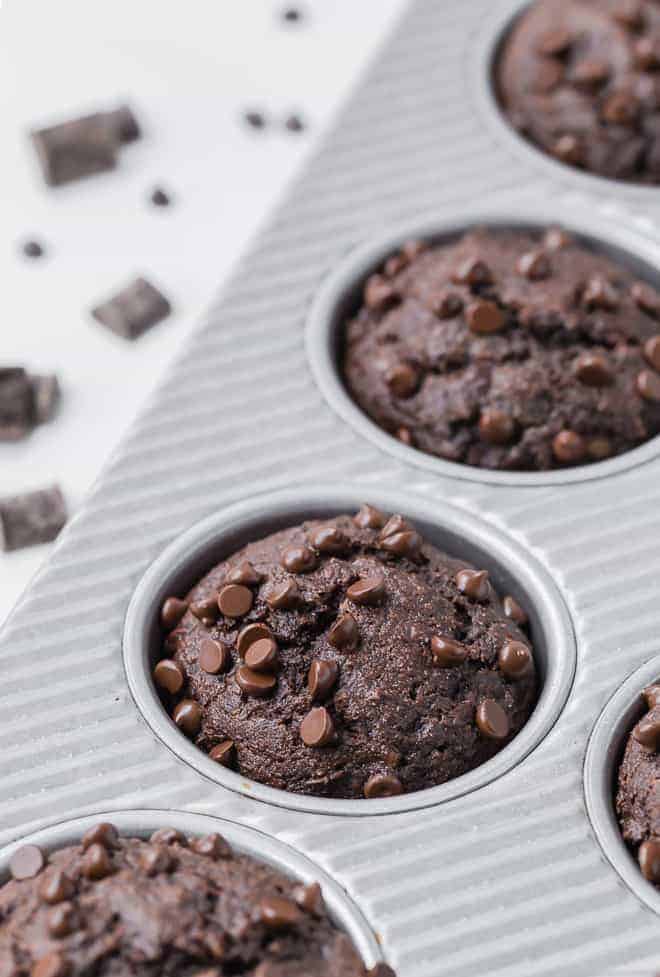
[123,485,576,817]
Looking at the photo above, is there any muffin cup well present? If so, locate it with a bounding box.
[123,484,576,817]
[584,658,660,914]
[0,809,384,970]
[306,206,660,486]
[474,0,660,200]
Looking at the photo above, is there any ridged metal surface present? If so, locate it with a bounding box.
[2,0,660,974]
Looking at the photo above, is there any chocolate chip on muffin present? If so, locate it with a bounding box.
[154,507,537,799]
[342,228,660,472]
[496,0,660,184]
[0,825,378,976]
[616,684,660,884]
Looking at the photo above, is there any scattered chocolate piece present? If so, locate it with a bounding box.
[498,640,533,679]
[161,597,188,630]
[633,282,660,318]
[363,773,403,799]
[154,659,185,694]
[209,740,235,766]
[217,583,253,618]
[191,833,231,861]
[354,504,386,529]
[81,823,118,851]
[150,187,171,207]
[385,362,419,399]
[260,895,303,929]
[245,637,279,672]
[516,250,551,280]
[309,525,348,554]
[82,843,113,881]
[455,568,490,601]
[237,622,273,655]
[244,110,267,130]
[282,6,303,23]
[92,277,171,341]
[235,666,277,697]
[31,375,61,425]
[47,903,76,938]
[364,275,399,314]
[466,300,505,335]
[380,530,422,560]
[32,951,69,977]
[308,660,339,701]
[431,635,468,667]
[636,369,660,402]
[22,239,45,259]
[10,845,45,881]
[451,256,492,287]
[140,847,173,876]
[633,709,660,750]
[346,574,385,606]
[0,485,67,551]
[281,544,317,574]
[265,578,300,610]
[479,409,515,445]
[199,639,229,675]
[503,595,528,627]
[226,561,262,586]
[293,881,323,915]
[643,685,660,709]
[0,368,34,441]
[39,870,74,906]
[639,840,660,883]
[328,613,359,650]
[150,827,186,846]
[574,353,613,387]
[300,706,335,747]
[284,114,306,133]
[552,430,586,464]
[173,699,203,737]
[582,276,619,312]
[190,596,220,625]
[476,699,510,740]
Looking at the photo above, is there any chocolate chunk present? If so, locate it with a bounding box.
[31,112,118,186]
[281,545,317,574]
[82,844,113,881]
[451,257,493,287]
[635,36,660,69]
[282,6,303,23]
[552,430,586,464]
[0,368,34,440]
[643,685,660,709]
[293,882,323,915]
[636,369,660,402]
[601,91,640,126]
[92,277,171,340]
[431,290,464,318]
[503,595,528,627]
[612,0,644,28]
[574,353,613,387]
[150,828,186,846]
[498,640,533,679]
[47,903,76,938]
[309,525,349,554]
[455,568,490,601]
[237,622,273,655]
[0,485,67,551]
[22,239,45,259]
[10,845,45,881]
[30,375,61,424]
[32,952,69,977]
[218,584,253,618]
[300,707,335,747]
[226,561,262,587]
[476,699,510,740]
[466,300,505,335]
[582,276,619,311]
[244,110,267,129]
[39,870,74,905]
[354,504,386,529]
[379,514,413,539]
[639,840,660,883]
[161,596,188,630]
[191,833,231,860]
[516,250,551,280]
[633,709,660,750]
[364,275,399,314]
[154,659,185,694]
[235,666,276,697]
[544,228,573,251]
[380,530,422,560]
[284,114,306,133]
[209,740,235,766]
[199,639,229,675]
[308,660,339,701]
[478,408,515,445]
[245,637,279,672]
[328,613,359,650]
[363,773,403,799]
[140,847,173,876]
[431,635,468,667]
[260,896,303,929]
[571,58,610,90]
[81,823,119,850]
[385,362,419,398]
[150,187,171,207]
[536,28,573,56]
[190,596,219,626]
[553,134,584,166]
[346,574,385,606]
[266,579,300,610]
[634,282,660,317]
[173,699,203,737]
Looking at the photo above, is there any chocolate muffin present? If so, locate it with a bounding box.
[496,0,660,184]
[616,683,660,886]
[156,505,537,800]
[0,823,384,977]
[342,229,660,472]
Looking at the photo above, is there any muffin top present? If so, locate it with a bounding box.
[496,0,660,184]
[156,506,537,800]
[616,683,660,886]
[342,229,660,472]
[0,823,383,977]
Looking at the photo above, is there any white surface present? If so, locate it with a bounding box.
[0,0,405,623]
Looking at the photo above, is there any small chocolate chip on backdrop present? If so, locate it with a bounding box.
[466,299,505,335]
[639,840,660,882]
[150,186,171,207]
[633,709,660,750]
[516,250,551,280]
[309,524,348,554]
[281,544,317,574]
[380,530,422,560]
[643,684,660,709]
[353,503,386,529]
[150,827,186,846]
[81,822,118,851]
[431,635,468,667]
[300,706,335,747]
[22,239,45,259]
[191,833,231,860]
[154,658,185,693]
[478,408,515,445]
[82,843,113,881]
[10,844,45,881]
[235,665,277,697]
[260,895,303,929]
[47,903,76,938]
[643,336,660,372]
[328,612,359,650]
[0,484,67,552]
[31,374,61,424]
[31,951,69,977]
[451,256,493,287]
[346,574,385,606]
[173,699,203,737]
[140,846,173,877]
[476,699,510,740]
[363,773,404,799]
[284,114,306,133]
[237,622,273,655]
[39,870,74,906]
[225,560,262,586]
[245,637,279,672]
[385,362,419,398]
[632,281,660,317]
[293,881,323,915]
[308,659,339,702]
[160,596,188,631]
[498,640,533,679]
[266,578,300,609]
[552,430,586,464]
[217,583,254,618]
[92,277,171,341]
[198,639,229,675]
[209,740,235,766]
[244,110,267,130]
[503,595,528,627]
[455,568,490,601]
[636,369,660,402]
[574,352,613,387]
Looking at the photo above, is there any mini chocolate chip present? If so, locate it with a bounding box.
[583,276,620,311]
[587,437,612,460]
[466,300,505,335]
[328,613,359,650]
[364,275,399,314]
[363,773,403,799]
[300,706,335,746]
[225,561,262,587]
[643,685,660,709]
[82,843,113,881]
[281,545,317,574]
[517,250,551,281]
[602,91,640,126]
[503,595,528,626]
[553,134,584,166]
[236,665,277,697]
[210,740,235,766]
[636,369,660,402]
[498,640,533,679]
[574,353,613,387]
[190,596,219,624]
[32,952,69,977]
[199,639,229,675]
[639,840,660,882]
[266,578,300,610]
[385,362,419,398]
[39,870,74,905]
[379,514,413,539]
[10,845,45,880]
[633,709,660,750]
[293,881,323,915]
[218,584,253,618]
[552,430,586,464]
[455,568,490,601]
[308,659,339,702]
[154,659,185,694]
[150,827,186,846]
[478,409,515,445]
[173,699,203,737]
[237,622,273,654]
[347,574,385,605]
[644,336,660,373]
[451,256,493,287]
[191,833,231,860]
[47,902,76,938]
[431,290,464,318]
[354,504,386,529]
[161,596,188,630]
[140,846,173,876]
[633,282,660,317]
[245,637,279,672]
[23,239,45,259]
[571,58,609,89]
[544,227,573,251]
[476,699,510,740]
[150,187,171,207]
[380,530,422,560]
[431,635,468,667]
[260,895,303,929]
[536,27,573,56]
[309,524,349,554]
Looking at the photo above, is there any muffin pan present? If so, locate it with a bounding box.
[4,0,660,974]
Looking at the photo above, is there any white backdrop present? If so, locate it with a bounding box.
[0,0,405,621]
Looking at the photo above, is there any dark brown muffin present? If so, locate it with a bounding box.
[156,506,537,800]
[496,0,660,184]
[0,823,379,977]
[616,683,660,886]
[342,229,660,472]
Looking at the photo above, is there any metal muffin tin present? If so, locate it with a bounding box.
[4,0,660,973]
